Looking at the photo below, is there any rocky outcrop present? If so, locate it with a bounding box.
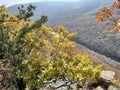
[91,70,119,90]
[99,71,115,87]
[95,85,106,90]
[42,70,119,90]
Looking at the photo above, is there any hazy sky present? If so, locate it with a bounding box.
[0,0,81,7]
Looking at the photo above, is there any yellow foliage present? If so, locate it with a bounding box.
[0,5,102,88]
[0,6,28,40]
[22,24,102,86]
[111,79,119,85]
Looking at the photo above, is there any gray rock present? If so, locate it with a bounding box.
[95,85,107,90]
[99,71,115,83]
[107,85,118,90]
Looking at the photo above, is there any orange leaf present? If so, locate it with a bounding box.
[96,13,103,22]
[116,26,120,32]
[109,27,115,31]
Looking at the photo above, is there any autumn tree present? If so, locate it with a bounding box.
[95,0,120,86]
[96,0,120,32]
[0,5,47,90]
[0,5,102,90]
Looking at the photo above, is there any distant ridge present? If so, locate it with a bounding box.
[8,0,120,62]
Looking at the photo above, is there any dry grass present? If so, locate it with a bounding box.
[88,55,120,78]
[75,44,120,86]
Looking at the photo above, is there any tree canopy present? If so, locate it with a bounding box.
[0,4,102,90]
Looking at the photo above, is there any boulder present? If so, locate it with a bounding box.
[95,85,106,90]
[98,71,115,87]
[107,85,118,90]
[99,71,115,82]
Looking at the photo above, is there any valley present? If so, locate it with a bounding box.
[8,0,120,63]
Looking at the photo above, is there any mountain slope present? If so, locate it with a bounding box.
[8,0,120,62]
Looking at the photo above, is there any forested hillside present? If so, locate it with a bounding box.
[8,0,120,62]
[1,0,120,89]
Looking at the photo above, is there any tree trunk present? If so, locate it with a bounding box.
[16,78,26,90]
